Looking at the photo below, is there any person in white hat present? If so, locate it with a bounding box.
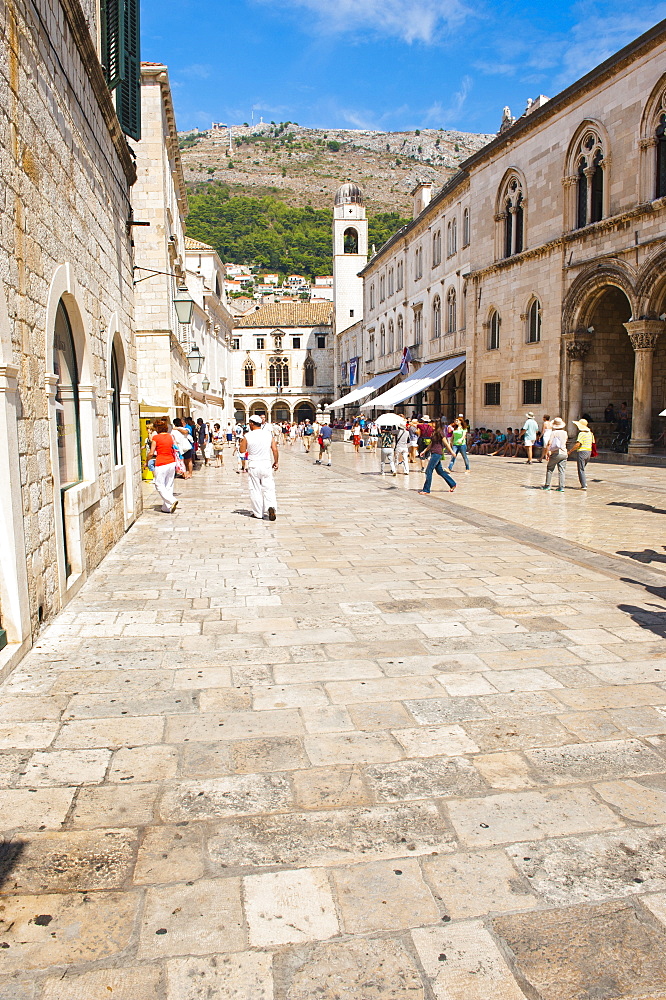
[522,412,540,464]
[239,416,279,520]
[542,417,568,491]
[568,418,595,490]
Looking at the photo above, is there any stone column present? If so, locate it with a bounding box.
[624,320,664,455]
[564,335,591,432]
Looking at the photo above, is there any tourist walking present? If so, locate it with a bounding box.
[539,415,553,462]
[379,427,397,475]
[172,418,194,478]
[416,415,435,472]
[147,418,178,513]
[448,418,470,472]
[367,421,379,450]
[315,421,333,466]
[352,421,362,453]
[394,424,410,474]
[240,415,279,520]
[542,417,568,491]
[212,423,225,467]
[522,412,540,464]
[303,420,314,452]
[418,428,456,494]
[408,420,419,465]
[569,418,595,490]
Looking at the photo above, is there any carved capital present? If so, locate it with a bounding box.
[639,137,658,150]
[624,319,664,351]
[562,174,578,188]
[565,339,591,361]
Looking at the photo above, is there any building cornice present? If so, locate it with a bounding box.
[140,64,188,219]
[60,0,136,185]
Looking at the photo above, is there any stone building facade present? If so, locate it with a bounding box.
[232,303,334,424]
[132,64,234,428]
[0,0,141,672]
[357,20,666,454]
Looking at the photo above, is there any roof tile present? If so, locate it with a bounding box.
[235,301,333,328]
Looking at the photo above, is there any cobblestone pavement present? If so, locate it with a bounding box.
[2,442,666,999]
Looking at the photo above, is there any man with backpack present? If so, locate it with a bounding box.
[380,426,397,476]
[568,418,596,490]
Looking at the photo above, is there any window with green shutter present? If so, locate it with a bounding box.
[101,0,141,141]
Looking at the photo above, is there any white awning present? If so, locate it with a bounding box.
[360,355,465,409]
[329,369,400,409]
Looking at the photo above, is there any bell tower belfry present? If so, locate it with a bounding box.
[332,182,368,337]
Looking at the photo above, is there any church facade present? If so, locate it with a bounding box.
[355,20,666,454]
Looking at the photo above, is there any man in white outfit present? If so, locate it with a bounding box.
[240,415,279,520]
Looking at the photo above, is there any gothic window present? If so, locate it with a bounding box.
[657,112,666,198]
[414,309,422,345]
[396,314,404,350]
[368,334,375,361]
[344,227,358,253]
[432,296,441,339]
[244,362,254,387]
[388,268,394,295]
[396,260,403,290]
[447,218,457,256]
[379,275,385,301]
[388,319,395,354]
[447,287,456,334]
[574,129,605,227]
[527,299,542,343]
[462,207,470,247]
[432,230,441,267]
[499,175,524,257]
[304,358,315,387]
[415,247,423,280]
[369,284,375,310]
[488,309,500,350]
[269,360,289,387]
[380,323,386,355]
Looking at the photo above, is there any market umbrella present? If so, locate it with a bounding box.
[375,412,407,428]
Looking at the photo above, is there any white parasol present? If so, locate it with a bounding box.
[375,412,407,428]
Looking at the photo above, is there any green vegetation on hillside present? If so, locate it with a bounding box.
[185,182,409,278]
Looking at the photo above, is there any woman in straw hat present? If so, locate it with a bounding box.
[568,418,595,490]
[542,417,568,491]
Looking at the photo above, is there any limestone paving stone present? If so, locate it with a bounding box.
[134,823,205,884]
[506,826,666,904]
[404,696,490,724]
[207,801,453,869]
[138,877,246,958]
[244,868,339,946]
[109,744,179,782]
[609,706,666,736]
[178,742,233,778]
[199,687,252,712]
[272,659,383,684]
[393,724,480,757]
[166,952,274,1000]
[462,715,572,751]
[412,920,527,1000]
[348,701,415,730]
[291,765,371,810]
[0,753,29,788]
[0,981,35,1000]
[230,736,310,772]
[159,775,293,821]
[366,755,488,801]
[494,900,666,1000]
[422,849,538,918]
[0,890,139,972]
[594,779,666,824]
[332,858,440,933]
[447,787,624,847]
[69,783,159,828]
[304,731,403,765]
[252,683,329,711]
[281,937,425,999]
[299,705,355,733]
[471,752,539,789]
[0,723,58,750]
[480,691,565,716]
[54,716,165,749]
[0,788,75,833]
[40,966,163,1000]
[525,739,666,784]
[0,829,136,894]
[17,748,111,786]
[436,672,498,696]
[167,709,303,743]
[555,684,666,711]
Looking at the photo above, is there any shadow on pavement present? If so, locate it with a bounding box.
[0,840,26,889]
[617,547,666,565]
[617,604,666,638]
[608,501,666,515]
[233,509,255,517]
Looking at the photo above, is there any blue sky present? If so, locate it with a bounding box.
[141,1,666,134]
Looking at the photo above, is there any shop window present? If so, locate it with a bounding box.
[523,378,542,405]
[485,382,500,406]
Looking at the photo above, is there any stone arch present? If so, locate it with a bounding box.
[271,399,291,423]
[294,400,316,423]
[562,261,637,333]
[343,227,359,254]
[495,167,527,258]
[106,312,136,526]
[636,244,666,316]
[249,399,268,418]
[45,264,92,386]
[233,400,247,422]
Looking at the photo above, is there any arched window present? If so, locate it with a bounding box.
[369,284,375,310]
[432,230,441,267]
[447,288,456,334]
[110,342,122,466]
[657,112,666,199]
[415,247,423,280]
[344,227,358,254]
[215,274,221,298]
[396,314,404,350]
[380,323,386,355]
[396,260,403,290]
[574,129,605,228]
[432,296,441,339]
[527,299,542,343]
[388,268,394,295]
[463,208,470,247]
[388,319,394,354]
[269,360,288,387]
[414,309,422,345]
[449,218,457,255]
[304,358,315,387]
[244,362,254,387]
[488,309,500,350]
[499,175,524,257]
[379,275,385,302]
[54,300,82,489]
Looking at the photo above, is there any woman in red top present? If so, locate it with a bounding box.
[147,418,178,513]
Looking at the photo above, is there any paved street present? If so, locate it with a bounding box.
[2,440,666,999]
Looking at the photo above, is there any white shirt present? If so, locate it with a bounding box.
[245,425,274,466]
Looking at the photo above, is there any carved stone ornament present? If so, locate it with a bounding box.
[565,339,591,361]
[628,330,661,351]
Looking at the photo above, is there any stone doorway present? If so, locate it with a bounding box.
[581,287,633,428]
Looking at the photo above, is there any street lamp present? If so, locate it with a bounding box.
[201,375,210,392]
[173,285,195,324]
[187,345,204,374]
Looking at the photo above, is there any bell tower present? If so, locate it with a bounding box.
[332,182,368,337]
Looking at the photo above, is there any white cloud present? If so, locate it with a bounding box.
[258,0,471,44]
[425,74,472,123]
[555,6,666,87]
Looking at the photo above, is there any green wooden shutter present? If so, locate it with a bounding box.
[116,0,141,141]
[100,0,124,91]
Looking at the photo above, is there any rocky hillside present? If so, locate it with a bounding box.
[178,122,495,214]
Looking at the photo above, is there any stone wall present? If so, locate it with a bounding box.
[0,0,141,652]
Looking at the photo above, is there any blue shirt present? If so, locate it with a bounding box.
[321,426,333,440]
